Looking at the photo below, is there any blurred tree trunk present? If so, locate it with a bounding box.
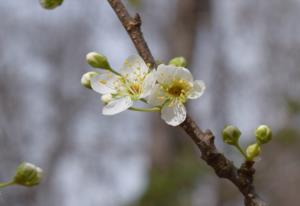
[150,0,211,170]
[134,1,212,206]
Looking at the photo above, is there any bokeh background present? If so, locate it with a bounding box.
[0,0,300,206]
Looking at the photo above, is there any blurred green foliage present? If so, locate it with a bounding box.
[287,98,300,115]
[273,98,300,145]
[130,146,208,206]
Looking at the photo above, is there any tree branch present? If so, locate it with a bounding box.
[107,0,156,68]
[107,0,267,205]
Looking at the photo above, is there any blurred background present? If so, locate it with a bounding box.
[0,0,300,205]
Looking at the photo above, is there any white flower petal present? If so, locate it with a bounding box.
[188,80,206,99]
[161,101,186,126]
[140,70,157,98]
[102,96,133,115]
[147,84,167,106]
[121,55,149,80]
[156,64,193,85]
[91,72,119,94]
[174,67,193,83]
[156,64,176,84]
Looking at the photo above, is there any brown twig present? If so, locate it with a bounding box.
[107,0,267,205]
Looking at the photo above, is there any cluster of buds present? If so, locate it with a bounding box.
[0,162,43,189]
[222,125,272,161]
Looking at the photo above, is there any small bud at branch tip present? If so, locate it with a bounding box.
[246,143,261,161]
[13,162,43,187]
[39,0,64,10]
[81,71,99,89]
[255,125,272,144]
[86,52,111,70]
[222,125,241,145]
[168,56,187,67]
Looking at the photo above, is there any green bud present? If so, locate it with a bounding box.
[81,71,99,89]
[39,0,64,10]
[13,162,43,187]
[222,125,241,145]
[168,56,187,67]
[246,143,261,160]
[255,125,272,144]
[101,94,112,104]
[86,52,111,70]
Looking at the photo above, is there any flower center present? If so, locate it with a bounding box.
[129,82,141,95]
[168,85,183,97]
[167,80,191,98]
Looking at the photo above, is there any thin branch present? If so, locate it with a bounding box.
[106,0,267,205]
[107,0,156,68]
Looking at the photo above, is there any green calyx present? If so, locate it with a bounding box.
[39,0,64,10]
[168,56,187,67]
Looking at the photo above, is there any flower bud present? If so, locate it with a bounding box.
[246,143,261,160]
[101,94,112,104]
[39,0,64,10]
[13,162,43,187]
[81,71,99,89]
[255,125,272,144]
[168,57,187,67]
[86,52,110,69]
[222,125,241,145]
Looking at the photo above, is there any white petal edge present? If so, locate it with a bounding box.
[140,70,157,98]
[161,101,186,126]
[174,67,193,83]
[102,96,133,115]
[146,84,167,106]
[91,72,118,94]
[188,80,206,99]
[121,55,149,79]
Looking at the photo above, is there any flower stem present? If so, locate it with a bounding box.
[235,144,249,160]
[129,107,160,112]
[140,98,148,104]
[108,67,122,76]
[0,181,15,188]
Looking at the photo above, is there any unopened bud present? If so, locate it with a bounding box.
[86,52,110,70]
[13,162,43,187]
[246,143,261,160]
[222,125,241,145]
[255,125,272,144]
[101,94,112,104]
[168,57,187,67]
[81,71,99,89]
[39,0,64,10]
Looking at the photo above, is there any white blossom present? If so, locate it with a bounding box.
[91,55,156,115]
[148,64,205,126]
